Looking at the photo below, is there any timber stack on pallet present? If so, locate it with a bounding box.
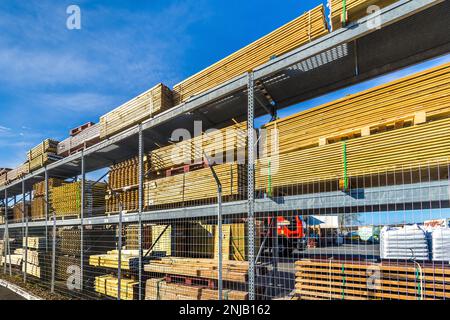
[105,156,150,214]
[95,275,138,300]
[12,202,30,223]
[6,162,29,183]
[31,178,64,220]
[57,227,116,282]
[21,237,50,279]
[172,5,328,105]
[295,259,450,300]
[144,163,247,207]
[0,168,11,187]
[262,63,450,157]
[57,122,100,157]
[328,0,398,31]
[51,181,106,218]
[257,63,450,193]
[28,139,62,172]
[144,258,249,300]
[0,248,23,267]
[149,121,247,174]
[125,224,152,250]
[100,83,173,139]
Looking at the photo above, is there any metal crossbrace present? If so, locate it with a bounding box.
[247,71,256,300]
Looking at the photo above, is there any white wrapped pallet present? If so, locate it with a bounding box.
[380,224,429,260]
[431,228,450,262]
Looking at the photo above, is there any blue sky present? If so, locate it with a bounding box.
[0,0,449,169]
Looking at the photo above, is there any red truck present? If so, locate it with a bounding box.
[266,216,308,256]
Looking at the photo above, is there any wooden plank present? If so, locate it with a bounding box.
[172,5,328,104]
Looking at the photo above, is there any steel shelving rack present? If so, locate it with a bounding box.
[1,0,449,300]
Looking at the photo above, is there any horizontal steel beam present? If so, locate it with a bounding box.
[1,180,448,229]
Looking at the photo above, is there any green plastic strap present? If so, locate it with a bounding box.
[415,267,422,300]
[342,0,347,27]
[267,160,272,197]
[341,264,346,300]
[342,142,348,190]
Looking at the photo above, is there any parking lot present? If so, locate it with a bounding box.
[0,286,25,300]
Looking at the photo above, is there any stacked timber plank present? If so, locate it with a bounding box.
[21,237,50,279]
[149,121,247,173]
[12,202,30,222]
[51,181,106,218]
[144,257,249,283]
[89,250,141,271]
[172,5,328,104]
[144,258,249,300]
[0,168,11,187]
[328,0,398,31]
[262,63,450,157]
[31,178,65,220]
[57,123,100,157]
[27,139,62,172]
[256,116,450,192]
[105,156,150,213]
[95,275,138,300]
[144,163,246,207]
[145,278,248,300]
[6,162,29,182]
[100,83,173,139]
[0,248,23,267]
[125,225,152,250]
[295,259,450,300]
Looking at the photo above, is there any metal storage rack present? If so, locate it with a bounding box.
[1,0,449,300]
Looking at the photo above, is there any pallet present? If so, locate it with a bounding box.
[165,274,217,289]
[295,259,450,300]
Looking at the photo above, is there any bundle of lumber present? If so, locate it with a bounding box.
[145,278,248,300]
[328,0,398,31]
[23,237,46,250]
[31,197,46,220]
[12,202,30,222]
[105,189,138,213]
[100,83,173,139]
[57,123,100,157]
[27,139,59,160]
[56,255,80,282]
[151,225,172,256]
[150,121,247,173]
[108,155,150,189]
[172,5,328,105]
[125,225,152,250]
[58,227,116,256]
[51,181,106,217]
[95,275,138,300]
[0,169,10,187]
[143,257,249,283]
[58,228,82,255]
[262,62,450,157]
[6,162,29,182]
[20,248,51,279]
[89,250,140,271]
[295,259,450,300]
[144,163,246,207]
[0,249,23,266]
[256,117,450,192]
[29,153,63,172]
[33,178,65,197]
